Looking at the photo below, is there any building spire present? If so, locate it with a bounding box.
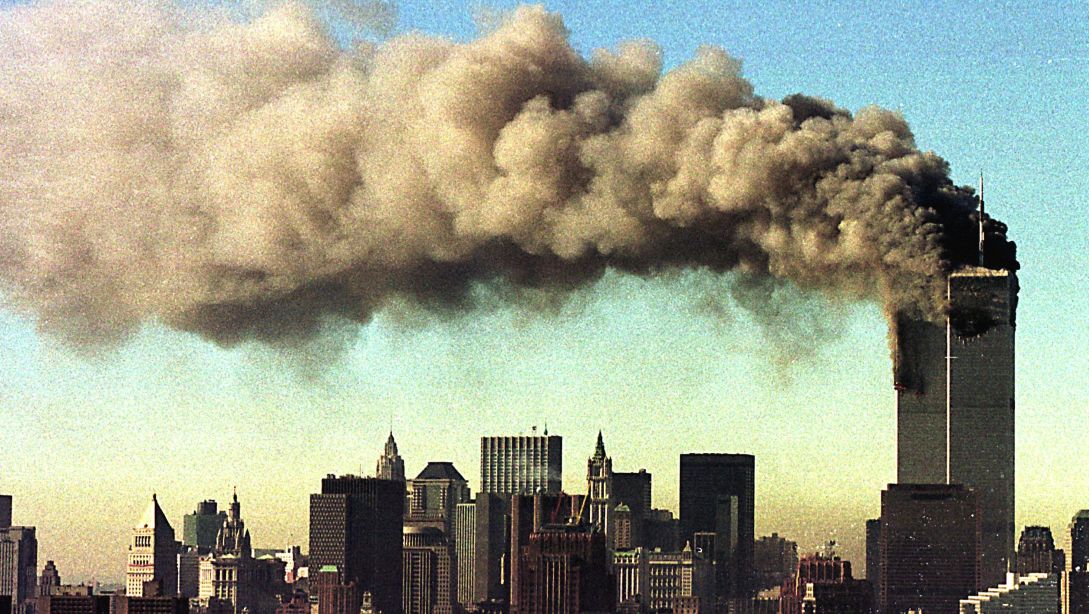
[592,430,607,461]
[978,172,986,267]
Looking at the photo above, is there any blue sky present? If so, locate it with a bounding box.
[1,0,1087,582]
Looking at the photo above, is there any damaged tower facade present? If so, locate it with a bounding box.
[895,265,1017,589]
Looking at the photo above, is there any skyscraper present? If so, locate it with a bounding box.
[376,432,406,483]
[38,561,59,597]
[514,525,612,614]
[959,572,1060,613]
[182,501,226,550]
[865,518,881,608]
[587,432,613,543]
[480,434,562,496]
[679,453,755,604]
[753,533,797,592]
[1015,526,1064,575]
[508,494,584,614]
[611,471,651,549]
[0,518,36,614]
[402,527,455,614]
[471,494,508,608]
[880,484,980,614]
[1069,511,1089,614]
[453,503,476,612]
[895,266,1017,587]
[778,555,872,614]
[126,495,177,598]
[309,475,404,614]
[406,463,470,535]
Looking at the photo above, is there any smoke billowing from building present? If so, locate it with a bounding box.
[0,1,1017,349]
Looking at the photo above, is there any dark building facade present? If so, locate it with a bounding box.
[679,453,755,604]
[471,494,509,609]
[880,484,980,614]
[480,435,562,496]
[309,475,404,614]
[313,566,360,614]
[514,526,612,614]
[37,595,110,614]
[644,510,679,554]
[1015,526,1064,575]
[779,555,872,614]
[611,471,651,550]
[402,528,455,614]
[753,533,797,592]
[864,519,880,609]
[895,268,1017,588]
[1071,511,1089,614]
[0,524,37,614]
[182,501,226,550]
[509,495,584,614]
[115,595,189,614]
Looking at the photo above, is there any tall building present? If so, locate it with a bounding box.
[895,267,1017,588]
[1070,511,1089,614]
[508,494,584,614]
[679,453,755,604]
[39,561,60,597]
[587,432,613,545]
[183,502,226,551]
[612,506,633,552]
[865,519,881,608]
[480,435,562,496]
[197,492,286,614]
[0,511,37,614]
[377,432,406,483]
[406,463,470,535]
[402,528,455,614]
[1015,526,1064,575]
[471,495,508,608]
[778,555,872,614]
[959,572,1060,613]
[644,510,678,553]
[880,484,981,614]
[309,475,404,614]
[612,471,651,549]
[312,566,359,614]
[514,525,612,614]
[753,533,797,592]
[127,495,177,598]
[453,503,476,612]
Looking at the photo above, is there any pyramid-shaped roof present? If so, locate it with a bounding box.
[138,494,173,531]
[414,461,465,481]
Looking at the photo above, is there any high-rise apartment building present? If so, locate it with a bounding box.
[480,435,562,496]
[309,475,404,614]
[895,267,1017,588]
[880,484,981,614]
[182,501,226,551]
[376,432,406,483]
[126,495,177,598]
[679,453,755,604]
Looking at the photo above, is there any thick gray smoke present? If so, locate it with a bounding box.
[0,1,1017,348]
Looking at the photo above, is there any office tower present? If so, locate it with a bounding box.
[865,519,881,608]
[183,501,226,551]
[1015,526,1064,575]
[37,593,111,614]
[127,495,178,597]
[471,494,508,608]
[312,566,359,614]
[895,267,1017,588]
[779,555,872,614]
[1072,511,1089,572]
[39,561,59,597]
[514,525,612,614]
[377,432,406,483]
[309,475,404,614]
[508,494,584,614]
[587,432,613,544]
[454,503,476,611]
[176,547,200,599]
[402,527,455,614]
[644,510,679,553]
[0,518,37,614]
[679,453,755,604]
[197,492,286,614]
[880,484,980,614]
[612,471,651,549]
[480,434,562,496]
[959,572,1060,613]
[753,533,797,592]
[406,463,470,534]
[0,498,10,530]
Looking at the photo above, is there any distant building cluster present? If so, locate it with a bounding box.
[6,265,1088,614]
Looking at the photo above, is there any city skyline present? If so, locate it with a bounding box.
[2,0,1088,592]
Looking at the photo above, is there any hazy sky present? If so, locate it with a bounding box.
[1,0,1087,584]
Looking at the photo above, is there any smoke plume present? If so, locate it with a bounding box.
[0,1,1017,348]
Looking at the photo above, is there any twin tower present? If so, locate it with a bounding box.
[894,265,1018,589]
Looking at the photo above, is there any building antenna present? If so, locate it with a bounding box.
[978,172,985,267]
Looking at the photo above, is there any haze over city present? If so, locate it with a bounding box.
[0,0,1086,598]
